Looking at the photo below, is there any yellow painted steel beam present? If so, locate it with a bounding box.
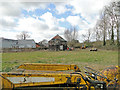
[1,72,86,88]
[2,63,109,89]
[17,63,81,72]
[0,74,14,89]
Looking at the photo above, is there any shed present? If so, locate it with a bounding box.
[48,34,67,51]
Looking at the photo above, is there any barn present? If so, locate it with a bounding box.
[0,38,18,48]
[0,38,36,49]
[48,34,67,51]
[17,39,36,48]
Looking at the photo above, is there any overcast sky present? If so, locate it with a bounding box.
[0,0,113,42]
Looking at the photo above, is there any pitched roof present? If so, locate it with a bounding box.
[50,34,66,42]
[0,38,17,41]
[17,39,35,45]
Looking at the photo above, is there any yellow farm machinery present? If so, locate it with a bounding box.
[0,63,120,89]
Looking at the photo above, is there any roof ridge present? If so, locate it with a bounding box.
[49,34,66,42]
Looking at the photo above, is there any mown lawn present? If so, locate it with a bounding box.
[1,49,118,72]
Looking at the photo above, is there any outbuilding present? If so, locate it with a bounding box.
[48,34,67,51]
[0,38,36,49]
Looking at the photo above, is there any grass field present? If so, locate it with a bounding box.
[2,49,118,72]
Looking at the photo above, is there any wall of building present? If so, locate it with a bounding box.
[18,40,36,48]
[1,39,17,48]
[0,38,36,49]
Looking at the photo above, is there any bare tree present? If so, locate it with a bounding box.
[64,26,78,47]
[39,39,48,47]
[95,6,108,46]
[94,20,103,41]
[105,2,116,45]
[82,28,92,43]
[16,31,30,40]
[101,7,109,46]
[72,27,78,41]
[64,26,78,42]
[64,29,71,41]
[94,1,120,46]
[110,1,120,45]
[114,1,120,46]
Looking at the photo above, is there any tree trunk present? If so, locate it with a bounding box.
[111,25,114,45]
[103,33,106,46]
[117,23,119,46]
[103,18,106,46]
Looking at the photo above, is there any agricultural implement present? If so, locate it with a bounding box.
[0,63,120,89]
[90,48,98,51]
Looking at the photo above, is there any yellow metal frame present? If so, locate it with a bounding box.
[18,63,81,72]
[1,72,86,88]
[1,63,119,89]
[0,64,86,89]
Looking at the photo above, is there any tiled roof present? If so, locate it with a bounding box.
[50,34,66,42]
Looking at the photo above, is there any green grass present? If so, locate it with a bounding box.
[2,49,118,72]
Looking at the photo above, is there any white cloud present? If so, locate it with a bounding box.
[40,12,59,30]
[54,3,69,14]
[0,2,48,17]
[0,30,20,40]
[21,2,48,12]
[69,0,111,15]
[68,0,112,28]
[58,18,65,22]
[0,2,66,42]
[16,17,49,32]
[0,2,21,17]
[14,12,65,42]
[0,17,17,29]
[66,15,89,29]
[66,16,81,26]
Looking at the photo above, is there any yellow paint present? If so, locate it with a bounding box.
[18,63,81,72]
[98,66,120,86]
[2,63,116,89]
[1,72,86,88]
[0,73,13,89]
